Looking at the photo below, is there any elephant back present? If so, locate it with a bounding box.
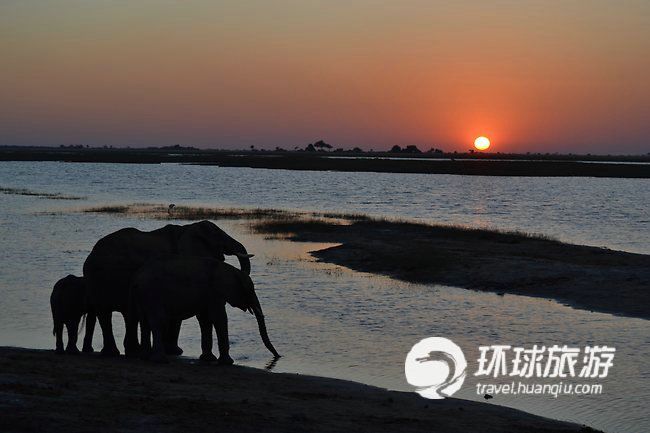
[83,226,179,311]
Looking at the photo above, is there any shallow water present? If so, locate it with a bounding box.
[0,161,648,254]
[0,161,648,433]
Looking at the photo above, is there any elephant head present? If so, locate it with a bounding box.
[222,266,280,358]
[181,221,254,274]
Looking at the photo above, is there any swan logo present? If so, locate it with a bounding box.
[404,337,467,399]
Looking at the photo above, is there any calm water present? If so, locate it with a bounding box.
[0,161,648,433]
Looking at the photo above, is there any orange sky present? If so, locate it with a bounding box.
[1,1,649,153]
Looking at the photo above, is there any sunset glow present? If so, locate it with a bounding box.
[1,2,649,153]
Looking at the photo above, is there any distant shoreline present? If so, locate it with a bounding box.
[2,147,650,178]
[0,347,598,433]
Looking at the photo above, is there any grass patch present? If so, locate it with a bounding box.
[252,215,557,244]
[82,203,301,221]
[1,187,86,200]
[84,205,130,213]
[81,203,371,223]
[80,202,556,244]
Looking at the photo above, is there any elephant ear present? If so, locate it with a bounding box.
[220,266,254,312]
[180,221,252,274]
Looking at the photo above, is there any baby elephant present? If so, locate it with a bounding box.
[131,257,280,364]
[50,275,95,354]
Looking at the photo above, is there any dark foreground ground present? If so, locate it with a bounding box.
[0,347,598,433]
[2,147,649,178]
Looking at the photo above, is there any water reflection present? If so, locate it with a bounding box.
[265,356,280,371]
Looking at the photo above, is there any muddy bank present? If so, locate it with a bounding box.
[0,347,597,433]
[79,204,650,321]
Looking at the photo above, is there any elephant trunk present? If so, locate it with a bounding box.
[253,305,280,358]
[231,240,253,275]
[239,270,278,357]
[236,254,251,275]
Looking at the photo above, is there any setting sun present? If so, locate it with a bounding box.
[474,136,490,151]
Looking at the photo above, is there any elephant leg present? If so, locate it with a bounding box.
[123,312,140,358]
[65,317,81,354]
[54,321,64,354]
[140,320,152,360]
[197,315,216,362]
[98,311,120,356]
[82,313,96,353]
[149,322,168,364]
[214,302,233,365]
[164,320,183,356]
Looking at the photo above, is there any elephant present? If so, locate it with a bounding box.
[83,220,253,357]
[131,257,280,364]
[50,275,96,354]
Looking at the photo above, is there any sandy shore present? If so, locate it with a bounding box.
[0,347,599,433]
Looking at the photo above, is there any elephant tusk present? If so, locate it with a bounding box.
[234,253,255,259]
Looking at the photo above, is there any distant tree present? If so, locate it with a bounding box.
[404,145,421,154]
[305,143,316,152]
[335,148,344,152]
[390,145,402,153]
[275,146,286,152]
[313,140,333,151]
[352,147,363,153]
[250,145,255,151]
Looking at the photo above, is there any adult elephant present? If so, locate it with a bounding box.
[133,257,280,364]
[83,220,253,356]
